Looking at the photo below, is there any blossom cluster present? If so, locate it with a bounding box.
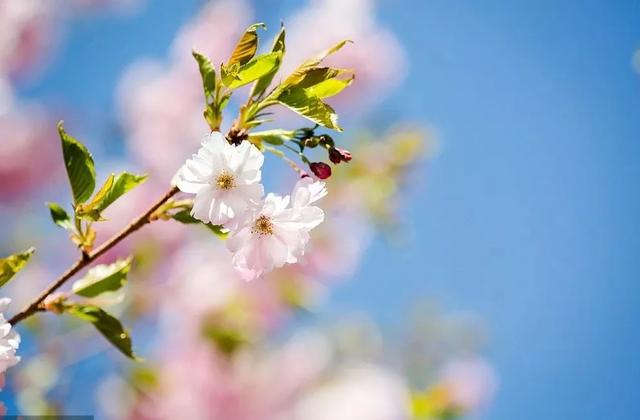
[177,132,327,280]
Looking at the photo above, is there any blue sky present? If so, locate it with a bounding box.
[14,0,640,418]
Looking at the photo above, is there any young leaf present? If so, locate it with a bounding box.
[222,52,281,90]
[46,202,74,230]
[67,304,136,359]
[281,40,352,88]
[192,50,216,102]
[0,247,35,288]
[58,121,96,204]
[170,209,229,239]
[76,174,115,220]
[307,74,355,99]
[96,172,147,212]
[72,258,131,298]
[250,25,286,98]
[277,88,341,131]
[248,129,295,146]
[228,22,267,66]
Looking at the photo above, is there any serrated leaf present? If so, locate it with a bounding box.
[170,209,228,239]
[67,304,136,359]
[250,25,286,98]
[76,174,114,220]
[223,52,281,90]
[281,40,352,88]
[0,247,35,288]
[97,172,147,212]
[192,50,216,102]
[47,202,74,230]
[58,121,96,204]
[72,258,131,298]
[277,88,341,131]
[228,22,266,66]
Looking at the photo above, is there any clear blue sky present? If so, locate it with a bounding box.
[16,1,640,419]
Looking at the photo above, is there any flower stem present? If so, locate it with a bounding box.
[9,186,180,326]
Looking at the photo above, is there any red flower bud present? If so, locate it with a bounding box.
[328,147,352,164]
[309,162,332,179]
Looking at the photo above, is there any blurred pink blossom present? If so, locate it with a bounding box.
[0,105,61,201]
[133,331,332,420]
[438,356,498,412]
[117,0,252,181]
[282,0,407,111]
[0,0,56,82]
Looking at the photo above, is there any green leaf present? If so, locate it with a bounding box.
[46,202,74,230]
[307,74,355,99]
[57,121,96,204]
[281,40,352,88]
[72,258,131,298]
[67,304,136,359]
[170,209,228,239]
[250,25,286,98]
[76,172,147,221]
[223,52,281,90]
[276,88,341,131]
[248,129,295,146]
[0,247,35,288]
[76,174,115,220]
[96,172,147,212]
[192,50,216,103]
[228,22,266,66]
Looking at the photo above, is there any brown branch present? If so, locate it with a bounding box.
[9,186,179,326]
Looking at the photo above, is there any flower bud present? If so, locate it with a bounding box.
[328,147,352,164]
[43,292,67,315]
[309,162,332,179]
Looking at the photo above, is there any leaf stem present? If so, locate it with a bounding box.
[9,186,179,326]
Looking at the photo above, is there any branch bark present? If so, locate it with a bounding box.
[9,186,179,326]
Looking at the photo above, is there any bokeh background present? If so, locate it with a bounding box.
[1,0,639,419]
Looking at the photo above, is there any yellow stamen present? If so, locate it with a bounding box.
[215,171,235,190]
[252,215,273,235]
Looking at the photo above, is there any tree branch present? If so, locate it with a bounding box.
[9,186,180,326]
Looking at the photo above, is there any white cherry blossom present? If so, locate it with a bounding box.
[226,178,327,280]
[176,132,264,225]
[0,298,20,375]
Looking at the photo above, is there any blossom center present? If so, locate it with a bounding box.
[252,215,274,236]
[215,171,235,190]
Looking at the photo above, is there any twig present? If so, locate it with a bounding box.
[9,186,180,326]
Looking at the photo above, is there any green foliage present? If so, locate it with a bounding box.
[250,25,286,99]
[0,247,35,288]
[222,52,281,90]
[277,88,341,130]
[46,202,74,230]
[72,258,131,298]
[57,121,96,205]
[76,172,147,221]
[96,172,147,212]
[260,40,353,130]
[192,51,216,102]
[248,129,296,146]
[67,304,136,359]
[170,209,229,239]
[227,22,266,66]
